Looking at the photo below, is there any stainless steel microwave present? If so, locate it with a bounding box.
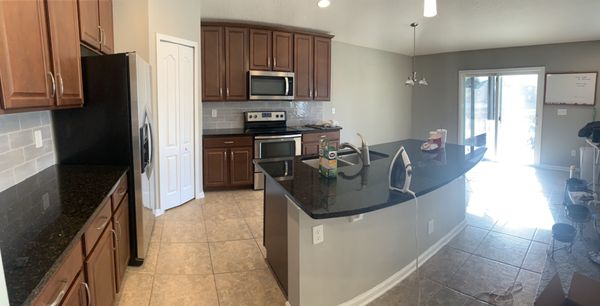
[248,71,294,100]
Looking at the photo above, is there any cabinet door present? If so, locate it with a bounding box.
[47,0,84,107]
[77,0,101,50]
[203,148,228,187]
[113,195,130,292]
[314,36,331,101]
[98,0,114,54]
[294,34,313,100]
[224,27,248,100]
[230,147,253,186]
[201,26,224,101]
[272,31,293,72]
[85,223,116,306]
[249,29,271,71]
[302,142,319,156]
[61,273,89,306]
[0,0,55,110]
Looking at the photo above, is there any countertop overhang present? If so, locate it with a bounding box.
[256,139,486,219]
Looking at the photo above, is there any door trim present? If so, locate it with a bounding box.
[458,67,545,165]
[155,33,201,211]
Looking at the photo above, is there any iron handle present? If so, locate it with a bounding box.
[47,72,56,98]
[82,282,91,306]
[48,280,69,306]
[96,216,109,231]
[223,141,234,144]
[57,74,64,98]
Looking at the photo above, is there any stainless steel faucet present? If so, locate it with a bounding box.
[339,133,370,166]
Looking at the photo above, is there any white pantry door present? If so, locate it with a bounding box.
[157,39,195,211]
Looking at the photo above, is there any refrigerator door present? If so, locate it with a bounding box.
[128,54,156,263]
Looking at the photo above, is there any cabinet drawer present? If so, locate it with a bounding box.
[204,136,253,148]
[32,240,83,306]
[111,174,128,211]
[84,198,112,255]
[302,131,339,143]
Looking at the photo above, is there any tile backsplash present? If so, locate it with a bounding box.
[203,101,326,129]
[0,112,55,192]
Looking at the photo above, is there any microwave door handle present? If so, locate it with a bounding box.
[285,77,289,96]
[284,161,289,176]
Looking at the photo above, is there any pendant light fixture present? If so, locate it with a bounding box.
[424,0,437,17]
[405,23,428,86]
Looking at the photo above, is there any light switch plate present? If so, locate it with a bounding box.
[558,109,567,116]
[331,107,336,114]
[34,130,43,148]
[212,109,218,118]
[428,219,435,235]
[313,224,324,244]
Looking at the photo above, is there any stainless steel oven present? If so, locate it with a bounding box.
[249,71,294,100]
[254,134,301,190]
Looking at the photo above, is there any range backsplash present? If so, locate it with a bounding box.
[203,101,326,129]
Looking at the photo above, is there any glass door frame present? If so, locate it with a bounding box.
[458,67,545,165]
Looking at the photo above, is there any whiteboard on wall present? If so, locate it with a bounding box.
[545,72,597,105]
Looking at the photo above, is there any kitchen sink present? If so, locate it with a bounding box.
[302,150,389,169]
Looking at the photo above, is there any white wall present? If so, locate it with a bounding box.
[325,41,413,145]
[113,0,149,61]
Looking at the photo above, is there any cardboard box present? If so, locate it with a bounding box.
[535,273,600,306]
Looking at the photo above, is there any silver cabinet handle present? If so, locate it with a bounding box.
[219,88,223,97]
[226,88,229,97]
[48,280,69,306]
[57,74,64,98]
[315,89,318,97]
[223,141,234,144]
[224,151,227,159]
[284,77,289,96]
[82,282,91,306]
[274,57,277,68]
[309,88,312,98]
[111,229,118,250]
[267,57,271,68]
[47,72,56,98]
[96,216,109,231]
[98,26,103,45]
[284,162,289,176]
[116,220,122,238]
[231,151,234,162]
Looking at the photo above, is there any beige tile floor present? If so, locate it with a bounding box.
[117,190,286,306]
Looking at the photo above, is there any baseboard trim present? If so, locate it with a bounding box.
[153,209,165,216]
[196,191,205,200]
[338,220,468,306]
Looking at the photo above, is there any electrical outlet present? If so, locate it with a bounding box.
[212,109,218,118]
[331,107,336,115]
[313,224,324,244]
[428,219,434,235]
[34,130,43,148]
[558,109,567,116]
[571,149,577,157]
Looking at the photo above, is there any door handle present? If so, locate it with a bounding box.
[274,57,277,68]
[231,151,234,161]
[82,282,91,306]
[98,26,103,45]
[219,88,223,97]
[226,88,230,97]
[284,77,289,96]
[111,229,118,249]
[268,57,271,68]
[284,162,289,176]
[96,216,109,231]
[57,74,64,98]
[47,72,56,98]
[48,280,69,306]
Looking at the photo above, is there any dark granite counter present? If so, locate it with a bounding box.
[0,165,128,305]
[203,126,342,137]
[256,139,485,219]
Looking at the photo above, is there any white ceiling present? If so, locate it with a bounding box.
[200,0,600,56]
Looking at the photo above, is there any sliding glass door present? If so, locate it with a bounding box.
[459,68,544,165]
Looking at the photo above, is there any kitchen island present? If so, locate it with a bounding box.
[256,139,485,306]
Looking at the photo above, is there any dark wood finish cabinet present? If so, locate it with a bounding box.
[201,26,224,101]
[85,220,117,306]
[77,0,114,54]
[61,273,89,306]
[294,34,313,100]
[301,130,340,156]
[225,27,248,100]
[113,194,130,292]
[264,178,289,295]
[0,0,84,112]
[249,29,272,71]
[314,36,332,101]
[273,31,293,72]
[203,135,253,189]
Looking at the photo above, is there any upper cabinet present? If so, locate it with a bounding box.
[78,0,114,54]
[0,0,83,112]
[249,29,293,72]
[201,26,248,101]
[201,22,332,102]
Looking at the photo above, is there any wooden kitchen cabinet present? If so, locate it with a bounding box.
[0,0,84,112]
[203,136,253,189]
[85,220,117,306]
[301,130,340,156]
[77,0,114,54]
[61,273,89,306]
[314,36,332,101]
[294,34,313,100]
[225,27,249,100]
[249,29,293,72]
[201,26,224,101]
[113,194,130,292]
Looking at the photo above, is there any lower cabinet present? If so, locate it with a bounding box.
[203,135,253,189]
[113,195,130,291]
[85,220,117,306]
[301,131,340,156]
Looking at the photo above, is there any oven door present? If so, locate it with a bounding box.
[249,71,294,100]
[254,135,302,159]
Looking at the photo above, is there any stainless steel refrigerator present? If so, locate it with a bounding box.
[52,52,156,265]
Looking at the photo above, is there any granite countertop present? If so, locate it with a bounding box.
[0,165,128,305]
[256,139,486,219]
[203,126,342,137]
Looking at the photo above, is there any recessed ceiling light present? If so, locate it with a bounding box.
[424,0,437,17]
[317,0,330,8]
